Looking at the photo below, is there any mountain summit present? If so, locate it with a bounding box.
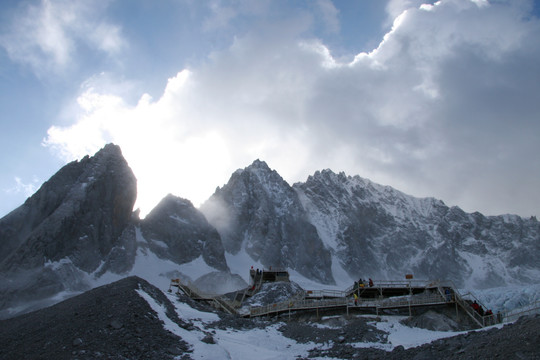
[201,160,334,284]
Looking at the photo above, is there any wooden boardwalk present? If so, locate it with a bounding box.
[247,288,449,318]
[245,279,502,328]
[169,278,504,328]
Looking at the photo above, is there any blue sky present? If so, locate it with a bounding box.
[1,0,539,218]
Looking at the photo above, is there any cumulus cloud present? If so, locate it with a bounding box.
[0,0,124,75]
[44,0,540,217]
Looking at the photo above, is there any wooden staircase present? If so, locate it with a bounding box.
[168,278,238,315]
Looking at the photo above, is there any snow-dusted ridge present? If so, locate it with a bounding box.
[292,167,540,290]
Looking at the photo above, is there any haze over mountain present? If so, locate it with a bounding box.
[0,144,538,319]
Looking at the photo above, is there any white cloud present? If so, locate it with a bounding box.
[4,177,39,197]
[44,0,540,217]
[385,0,428,26]
[316,0,340,34]
[202,0,271,32]
[0,0,124,75]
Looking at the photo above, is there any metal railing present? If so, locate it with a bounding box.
[249,290,449,317]
[451,289,498,328]
[304,289,347,298]
[249,297,349,317]
[503,300,540,323]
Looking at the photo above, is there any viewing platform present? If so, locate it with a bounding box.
[168,270,506,328]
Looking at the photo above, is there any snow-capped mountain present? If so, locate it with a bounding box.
[1,144,538,319]
[0,145,232,319]
[200,160,334,284]
[294,169,540,288]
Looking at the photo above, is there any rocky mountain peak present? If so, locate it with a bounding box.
[202,161,335,284]
[0,143,137,316]
[232,159,286,195]
[248,158,270,170]
[146,194,196,217]
[141,194,229,272]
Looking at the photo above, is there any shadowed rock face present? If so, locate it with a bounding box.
[202,160,334,285]
[0,143,136,272]
[141,194,229,272]
[0,144,137,314]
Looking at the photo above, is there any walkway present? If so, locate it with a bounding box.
[169,278,505,328]
[168,279,238,315]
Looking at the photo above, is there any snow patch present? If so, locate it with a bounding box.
[170,215,189,224]
[138,288,313,359]
[150,239,168,249]
[44,257,75,271]
[95,250,220,292]
[374,316,465,350]
[165,292,219,324]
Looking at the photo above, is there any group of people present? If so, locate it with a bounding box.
[352,278,374,306]
[355,278,374,289]
[471,300,493,317]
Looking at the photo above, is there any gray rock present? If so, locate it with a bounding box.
[201,334,215,344]
[109,320,123,329]
[201,160,334,284]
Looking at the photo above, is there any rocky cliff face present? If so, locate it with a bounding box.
[0,144,136,272]
[201,160,334,284]
[0,144,138,315]
[294,169,540,288]
[140,194,229,272]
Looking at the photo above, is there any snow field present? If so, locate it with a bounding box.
[137,288,314,359]
[136,286,517,360]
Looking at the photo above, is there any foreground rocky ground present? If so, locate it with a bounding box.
[0,277,192,360]
[293,315,540,359]
[0,276,539,359]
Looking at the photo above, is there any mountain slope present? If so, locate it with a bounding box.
[294,169,540,288]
